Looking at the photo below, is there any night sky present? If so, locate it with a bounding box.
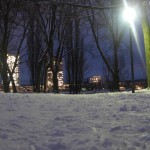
[17,1,148,85]
[82,19,146,81]
[19,21,147,85]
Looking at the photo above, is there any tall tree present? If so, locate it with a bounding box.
[0,0,28,92]
[26,1,72,93]
[26,3,45,92]
[0,0,12,92]
[87,0,126,91]
[64,2,86,94]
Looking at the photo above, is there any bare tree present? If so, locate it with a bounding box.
[26,3,45,92]
[0,0,28,92]
[86,0,126,91]
[26,1,73,93]
[63,1,86,94]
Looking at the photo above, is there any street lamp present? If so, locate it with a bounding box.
[123,7,136,25]
[123,6,136,93]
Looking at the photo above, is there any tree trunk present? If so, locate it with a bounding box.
[52,70,59,93]
[43,66,48,93]
[35,73,41,93]
[34,64,41,93]
[1,70,9,93]
[113,44,120,91]
[11,78,17,93]
[1,60,9,93]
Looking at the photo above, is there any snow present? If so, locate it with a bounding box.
[0,89,150,150]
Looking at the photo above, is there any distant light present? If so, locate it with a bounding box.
[7,55,19,86]
[123,7,136,24]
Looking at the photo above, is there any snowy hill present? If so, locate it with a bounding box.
[0,90,150,150]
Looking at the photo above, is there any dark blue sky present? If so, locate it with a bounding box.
[18,10,147,85]
[83,19,147,81]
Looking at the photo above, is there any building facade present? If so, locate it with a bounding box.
[7,55,19,86]
[46,60,64,91]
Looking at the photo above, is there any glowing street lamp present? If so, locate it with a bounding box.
[123,6,136,93]
[123,7,136,25]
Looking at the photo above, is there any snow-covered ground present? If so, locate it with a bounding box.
[0,89,150,150]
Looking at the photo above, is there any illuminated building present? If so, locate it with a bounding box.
[7,55,19,86]
[88,76,102,90]
[89,76,101,84]
[47,60,64,91]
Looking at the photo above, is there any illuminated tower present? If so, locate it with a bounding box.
[7,55,19,86]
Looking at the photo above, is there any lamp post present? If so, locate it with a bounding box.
[129,27,135,93]
[123,6,136,93]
